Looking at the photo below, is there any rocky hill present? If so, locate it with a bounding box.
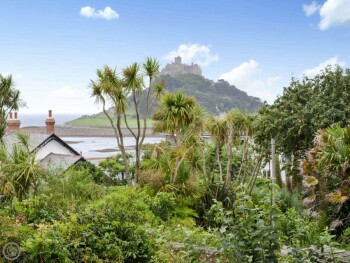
[66,74,262,127]
[160,74,262,113]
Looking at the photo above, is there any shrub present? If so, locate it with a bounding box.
[150,192,176,222]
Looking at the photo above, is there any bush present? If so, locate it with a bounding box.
[7,170,106,223]
[220,194,282,263]
[150,192,176,222]
[278,208,320,247]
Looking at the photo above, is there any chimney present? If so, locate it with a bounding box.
[6,112,21,132]
[45,110,55,133]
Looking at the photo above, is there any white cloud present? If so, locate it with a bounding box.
[267,76,281,86]
[44,86,96,114]
[303,1,321,16]
[302,56,345,77]
[48,86,85,99]
[164,43,219,67]
[319,0,350,30]
[219,60,281,102]
[303,0,350,30]
[80,6,119,20]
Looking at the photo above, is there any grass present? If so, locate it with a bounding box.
[66,115,153,128]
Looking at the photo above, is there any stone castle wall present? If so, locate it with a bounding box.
[160,56,202,76]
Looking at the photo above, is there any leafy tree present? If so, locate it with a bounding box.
[0,74,22,140]
[255,65,350,190]
[91,66,131,177]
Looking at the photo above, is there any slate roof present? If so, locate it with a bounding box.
[2,132,79,156]
[40,153,85,172]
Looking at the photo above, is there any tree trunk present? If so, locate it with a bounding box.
[216,146,223,183]
[248,156,263,195]
[225,144,232,185]
[285,159,292,193]
[275,154,283,188]
[116,114,129,177]
[291,154,302,191]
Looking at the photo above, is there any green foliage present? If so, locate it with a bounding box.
[0,133,45,201]
[301,125,350,233]
[255,66,350,191]
[219,192,283,263]
[150,192,176,222]
[153,91,197,137]
[7,170,105,223]
[98,154,131,185]
[72,160,108,185]
[160,74,262,113]
[0,74,22,140]
[279,208,320,247]
[281,246,319,263]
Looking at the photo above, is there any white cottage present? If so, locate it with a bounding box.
[3,110,85,171]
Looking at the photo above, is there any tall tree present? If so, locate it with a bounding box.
[122,58,162,183]
[91,58,162,183]
[152,91,203,184]
[255,65,350,190]
[153,91,196,147]
[91,66,130,177]
[0,74,22,140]
[205,116,229,183]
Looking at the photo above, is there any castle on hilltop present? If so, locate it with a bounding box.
[160,56,202,77]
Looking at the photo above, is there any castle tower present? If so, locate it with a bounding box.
[174,56,182,64]
[160,56,202,77]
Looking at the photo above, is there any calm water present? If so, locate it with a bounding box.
[17,114,164,159]
[62,136,165,158]
[19,114,82,127]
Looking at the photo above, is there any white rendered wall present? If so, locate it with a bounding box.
[35,140,73,160]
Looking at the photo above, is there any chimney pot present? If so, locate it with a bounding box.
[45,110,55,133]
[6,112,20,132]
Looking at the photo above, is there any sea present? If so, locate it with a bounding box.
[20,114,164,159]
[20,113,82,127]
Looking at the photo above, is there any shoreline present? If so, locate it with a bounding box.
[21,126,165,138]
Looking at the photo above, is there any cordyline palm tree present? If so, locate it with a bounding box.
[301,125,350,226]
[91,66,131,177]
[122,58,162,183]
[205,115,229,183]
[0,74,22,140]
[235,112,256,184]
[153,91,196,147]
[205,110,256,185]
[152,91,202,184]
[226,110,247,184]
[91,58,163,183]
[0,133,45,201]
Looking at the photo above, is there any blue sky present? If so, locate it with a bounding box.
[1,0,350,114]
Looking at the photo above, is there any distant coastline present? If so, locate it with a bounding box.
[19,113,81,127]
[21,126,163,138]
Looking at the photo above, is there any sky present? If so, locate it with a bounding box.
[1,0,350,114]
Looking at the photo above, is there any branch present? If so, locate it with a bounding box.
[123,111,136,139]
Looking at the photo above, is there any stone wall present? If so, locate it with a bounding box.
[160,56,202,76]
